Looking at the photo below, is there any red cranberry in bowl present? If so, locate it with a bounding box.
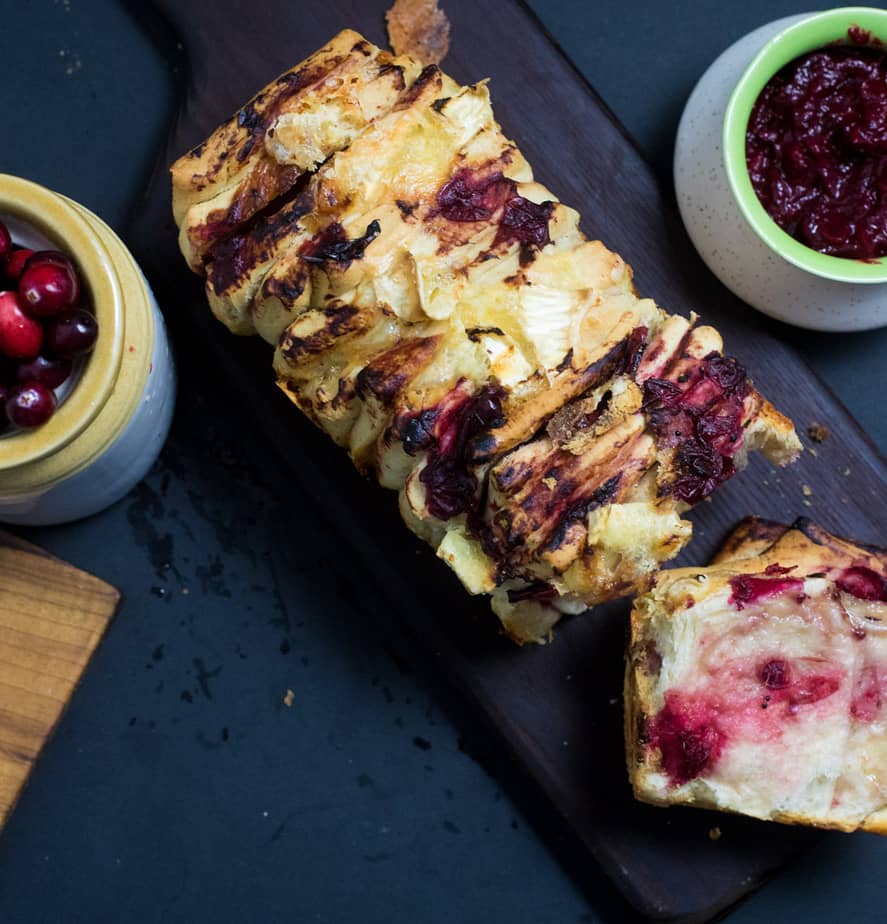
[18,254,79,317]
[45,307,98,357]
[0,291,43,359]
[5,248,33,282]
[6,381,57,428]
[16,355,72,390]
[24,250,71,267]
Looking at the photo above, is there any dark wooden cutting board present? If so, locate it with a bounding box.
[127,1,886,920]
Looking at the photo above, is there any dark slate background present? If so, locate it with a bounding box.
[0,2,884,922]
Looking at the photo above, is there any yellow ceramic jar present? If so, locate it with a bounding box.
[0,174,175,524]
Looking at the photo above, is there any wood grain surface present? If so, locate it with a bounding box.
[0,531,120,830]
[128,1,886,920]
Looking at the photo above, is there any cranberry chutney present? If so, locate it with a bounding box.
[745,29,887,261]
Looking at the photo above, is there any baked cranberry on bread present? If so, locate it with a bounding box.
[626,517,887,833]
[171,32,801,643]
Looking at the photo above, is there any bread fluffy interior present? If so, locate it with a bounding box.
[626,517,887,834]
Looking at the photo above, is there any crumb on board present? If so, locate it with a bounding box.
[283,689,295,708]
[844,467,851,477]
[386,0,451,65]
[808,446,818,457]
[802,484,813,497]
[708,826,722,841]
[803,499,812,508]
[808,422,830,443]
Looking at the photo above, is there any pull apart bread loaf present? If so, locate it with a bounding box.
[172,30,801,643]
[627,517,887,833]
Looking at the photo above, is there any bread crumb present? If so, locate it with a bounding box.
[808,447,818,458]
[802,484,812,497]
[542,476,557,490]
[803,499,812,508]
[844,467,851,477]
[807,422,830,443]
[386,0,450,65]
[708,826,722,841]
[283,689,295,708]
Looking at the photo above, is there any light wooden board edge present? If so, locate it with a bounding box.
[0,529,121,830]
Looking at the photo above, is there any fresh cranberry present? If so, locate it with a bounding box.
[6,382,56,428]
[0,221,11,264]
[18,257,80,317]
[16,355,72,390]
[45,308,97,356]
[758,659,790,689]
[0,291,43,359]
[5,248,33,282]
[24,250,73,270]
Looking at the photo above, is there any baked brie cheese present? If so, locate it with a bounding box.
[171,30,801,643]
[626,517,887,833]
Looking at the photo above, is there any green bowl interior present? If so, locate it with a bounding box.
[724,7,887,284]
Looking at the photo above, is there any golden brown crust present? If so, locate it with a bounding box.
[631,787,886,834]
[172,31,360,220]
[172,30,420,273]
[862,810,887,834]
[710,516,793,564]
[742,516,887,576]
[171,30,802,643]
[656,517,887,596]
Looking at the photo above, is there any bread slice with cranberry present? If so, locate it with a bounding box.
[626,517,887,833]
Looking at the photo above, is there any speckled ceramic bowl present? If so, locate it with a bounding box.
[0,174,176,524]
[675,10,887,331]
